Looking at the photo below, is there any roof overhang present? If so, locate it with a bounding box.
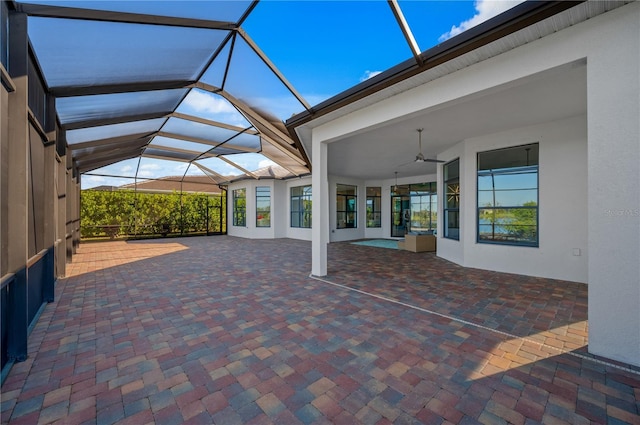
[286,1,630,180]
[287,1,585,131]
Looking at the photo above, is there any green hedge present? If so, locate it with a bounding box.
[80,190,226,239]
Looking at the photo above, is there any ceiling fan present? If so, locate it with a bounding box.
[398,128,444,167]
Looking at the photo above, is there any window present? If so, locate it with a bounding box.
[443,159,460,240]
[477,143,538,246]
[366,187,381,228]
[409,182,437,233]
[336,184,357,229]
[391,183,436,236]
[232,188,246,226]
[291,185,312,228]
[256,186,270,227]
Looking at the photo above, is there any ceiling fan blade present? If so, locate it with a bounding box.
[396,160,416,168]
[423,158,445,163]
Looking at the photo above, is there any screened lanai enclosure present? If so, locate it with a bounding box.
[8,0,519,191]
[3,0,449,371]
[22,1,312,183]
[5,0,496,241]
[10,1,320,240]
[4,0,572,373]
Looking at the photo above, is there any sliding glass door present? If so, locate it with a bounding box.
[391,183,437,238]
[391,190,410,237]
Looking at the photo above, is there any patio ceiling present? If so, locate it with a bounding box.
[14,0,452,187]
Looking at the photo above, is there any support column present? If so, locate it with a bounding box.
[311,136,329,277]
[72,173,80,253]
[42,144,55,243]
[587,8,640,366]
[44,93,57,256]
[5,11,29,362]
[43,130,56,301]
[6,12,28,274]
[55,153,66,277]
[65,163,73,261]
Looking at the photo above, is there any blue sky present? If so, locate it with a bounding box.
[58,0,525,188]
[244,1,524,103]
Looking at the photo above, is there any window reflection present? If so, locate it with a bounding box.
[477,144,538,246]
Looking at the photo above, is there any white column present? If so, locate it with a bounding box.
[311,136,329,276]
[587,6,640,367]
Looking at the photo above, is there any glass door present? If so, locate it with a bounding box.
[391,194,410,237]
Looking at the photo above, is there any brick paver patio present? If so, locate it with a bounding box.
[1,236,639,424]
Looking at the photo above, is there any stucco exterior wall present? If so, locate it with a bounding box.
[308,3,639,366]
[328,175,365,242]
[226,176,315,242]
[326,172,437,243]
[436,116,588,283]
[226,180,277,239]
[285,177,313,241]
[583,3,640,366]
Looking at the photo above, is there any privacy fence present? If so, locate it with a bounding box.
[1,248,55,382]
[80,190,227,240]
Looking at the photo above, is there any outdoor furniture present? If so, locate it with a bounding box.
[399,233,436,252]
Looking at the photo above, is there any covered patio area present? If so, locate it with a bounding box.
[1,236,638,424]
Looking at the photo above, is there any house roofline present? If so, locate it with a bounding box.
[285,0,584,134]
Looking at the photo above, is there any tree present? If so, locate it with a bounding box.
[80,190,226,239]
[502,201,537,242]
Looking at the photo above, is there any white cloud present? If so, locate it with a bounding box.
[184,90,237,115]
[439,0,526,42]
[225,164,243,176]
[137,170,156,178]
[181,164,197,175]
[139,163,161,171]
[234,161,249,171]
[82,175,105,189]
[360,70,382,82]
[120,165,134,173]
[81,174,131,190]
[179,90,250,127]
[258,159,276,169]
[137,164,160,178]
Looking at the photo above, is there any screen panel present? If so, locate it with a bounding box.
[57,89,187,125]
[66,118,166,145]
[149,135,215,154]
[175,89,251,128]
[218,34,306,121]
[162,117,240,144]
[24,1,253,23]
[28,17,227,88]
